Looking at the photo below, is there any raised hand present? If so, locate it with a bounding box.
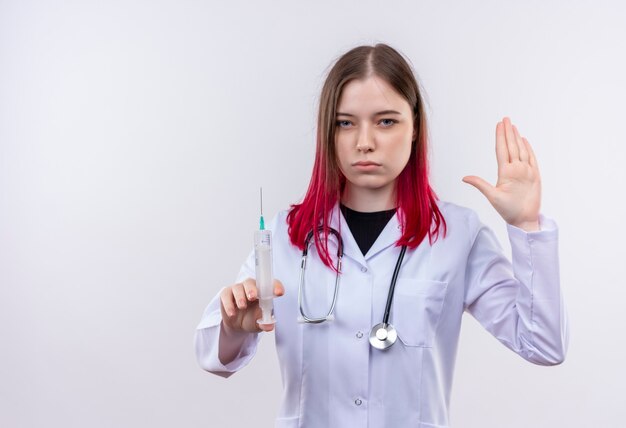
[462,117,541,232]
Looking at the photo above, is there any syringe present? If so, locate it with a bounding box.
[255,187,276,326]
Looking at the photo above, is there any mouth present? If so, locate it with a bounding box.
[352,161,382,171]
[352,161,381,167]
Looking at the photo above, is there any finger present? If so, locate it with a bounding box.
[495,121,508,170]
[512,124,529,163]
[522,137,538,169]
[259,323,275,332]
[273,279,285,297]
[503,117,520,162]
[242,278,258,301]
[245,307,265,333]
[462,175,495,200]
[220,287,237,318]
[231,283,248,310]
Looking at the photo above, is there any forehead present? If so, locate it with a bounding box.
[337,76,410,114]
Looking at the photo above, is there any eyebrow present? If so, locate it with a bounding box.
[336,110,403,117]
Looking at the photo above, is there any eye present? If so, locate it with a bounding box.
[336,120,352,128]
[380,118,397,127]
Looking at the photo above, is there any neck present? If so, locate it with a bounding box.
[341,183,396,212]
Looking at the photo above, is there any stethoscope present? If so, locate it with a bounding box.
[297,226,408,350]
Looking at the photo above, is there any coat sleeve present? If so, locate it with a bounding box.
[193,212,282,378]
[193,247,262,378]
[463,211,569,365]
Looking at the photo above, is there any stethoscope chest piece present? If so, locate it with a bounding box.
[369,322,397,350]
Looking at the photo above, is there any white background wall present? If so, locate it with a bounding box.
[1,1,624,427]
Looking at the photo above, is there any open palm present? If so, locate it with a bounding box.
[463,117,541,231]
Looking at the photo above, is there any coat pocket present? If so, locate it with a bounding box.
[392,279,449,347]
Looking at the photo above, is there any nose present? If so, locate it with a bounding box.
[356,125,374,153]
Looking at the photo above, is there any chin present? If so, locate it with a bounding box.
[347,176,393,191]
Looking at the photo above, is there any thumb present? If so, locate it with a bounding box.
[462,175,495,199]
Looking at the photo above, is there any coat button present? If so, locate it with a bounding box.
[360,266,367,273]
[356,331,363,339]
[355,398,362,406]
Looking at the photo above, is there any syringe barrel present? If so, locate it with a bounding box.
[254,229,274,300]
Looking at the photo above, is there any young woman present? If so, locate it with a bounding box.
[194,43,568,428]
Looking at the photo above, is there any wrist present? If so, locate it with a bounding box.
[511,219,540,232]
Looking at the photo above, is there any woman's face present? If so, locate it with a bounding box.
[335,75,415,198]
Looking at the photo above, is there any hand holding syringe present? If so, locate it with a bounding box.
[218,275,283,365]
[219,188,283,335]
[219,277,283,333]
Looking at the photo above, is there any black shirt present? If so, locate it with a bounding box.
[340,203,397,256]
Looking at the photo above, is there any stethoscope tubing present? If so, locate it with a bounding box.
[298,225,408,350]
[298,227,343,323]
[381,245,407,325]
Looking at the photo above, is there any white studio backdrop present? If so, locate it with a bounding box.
[1,1,624,427]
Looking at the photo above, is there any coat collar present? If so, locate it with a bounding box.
[328,202,402,264]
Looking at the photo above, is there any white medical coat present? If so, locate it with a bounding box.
[195,200,569,428]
